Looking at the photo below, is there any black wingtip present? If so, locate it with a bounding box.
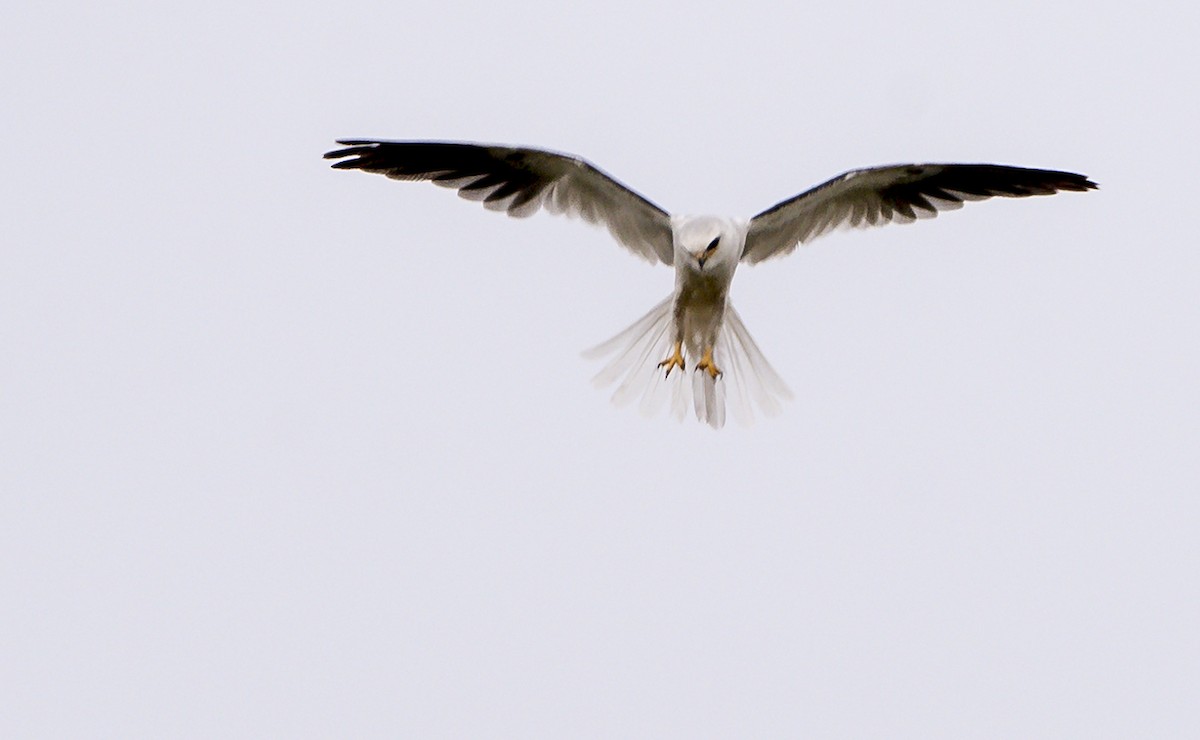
[1060,172,1099,192]
[323,139,382,161]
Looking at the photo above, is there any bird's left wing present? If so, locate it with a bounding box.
[741,164,1097,264]
[324,140,676,265]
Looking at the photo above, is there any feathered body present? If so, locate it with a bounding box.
[583,215,789,427]
[672,216,740,357]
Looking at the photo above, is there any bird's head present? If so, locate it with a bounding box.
[674,216,739,272]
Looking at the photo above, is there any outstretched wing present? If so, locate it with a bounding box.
[742,164,1097,264]
[324,140,676,265]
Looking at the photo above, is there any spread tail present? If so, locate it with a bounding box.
[583,296,792,428]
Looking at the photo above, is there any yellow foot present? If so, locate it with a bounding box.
[695,347,723,379]
[657,341,686,377]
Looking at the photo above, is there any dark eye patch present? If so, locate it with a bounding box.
[707,236,720,251]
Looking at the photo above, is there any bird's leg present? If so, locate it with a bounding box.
[695,346,722,379]
[657,340,686,377]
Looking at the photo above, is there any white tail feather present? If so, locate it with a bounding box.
[584,296,791,428]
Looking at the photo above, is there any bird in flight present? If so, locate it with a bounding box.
[324,140,1096,428]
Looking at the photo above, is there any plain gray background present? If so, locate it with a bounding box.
[4,0,1197,737]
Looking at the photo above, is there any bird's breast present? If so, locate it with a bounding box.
[676,266,728,304]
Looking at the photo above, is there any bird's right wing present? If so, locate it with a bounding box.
[742,164,1097,264]
[324,140,676,265]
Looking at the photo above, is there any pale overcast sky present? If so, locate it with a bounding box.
[3,1,1198,737]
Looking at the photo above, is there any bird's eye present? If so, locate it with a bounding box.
[707,236,720,251]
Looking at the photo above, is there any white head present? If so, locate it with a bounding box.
[672,215,744,273]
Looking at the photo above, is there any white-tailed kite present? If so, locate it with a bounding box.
[324,140,1096,428]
